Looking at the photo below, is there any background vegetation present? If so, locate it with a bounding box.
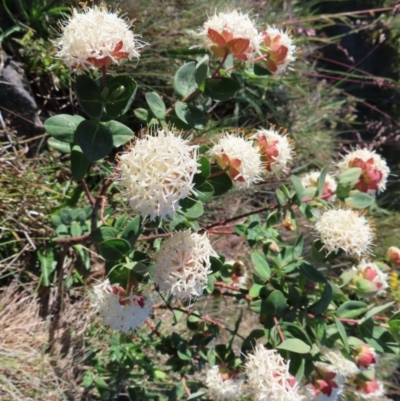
[1,0,400,400]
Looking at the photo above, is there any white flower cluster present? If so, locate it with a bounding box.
[55,4,145,69]
[253,128,294,176]
[92,280,152,333]
[337,148,390,193]
[206,365,244,401]
[200,10,260,60]
[245,344,304,401]
[208,134,263,187]
[261,26,297,75]
[315,209,374,257]
[119,130,199,221]
[152,231,218,299]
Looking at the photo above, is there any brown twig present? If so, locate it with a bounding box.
[181,378,191,397]
[274,317,286,342]
[81,179,95,207]
[146,319,163,338]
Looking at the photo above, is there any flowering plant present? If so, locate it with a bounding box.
[42,3,399,400]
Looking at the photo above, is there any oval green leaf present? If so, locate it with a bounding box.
[145,91,166,119]
[277,338,311,354]
[75,120,113,162]
[44,114,85,143]
[99,238,131,261]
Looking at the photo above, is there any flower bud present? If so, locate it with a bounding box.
[387,246,400,266]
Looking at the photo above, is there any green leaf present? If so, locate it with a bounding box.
[253,64,271,76]
[105,75,137,118]
[75,120,113,162]
[145,92,166,120]
[204,77,241,101]
[175,102,207,129]
[121,216,142,246]
[60,209,73,225]
[249,284,264,298]
[195,55,209,88]
[293,233,304,260]
[103,120,133,147]
[338,167,362,186]
[362,302,395,322]
[241,329,265,354]
[113,215,129,231]
[266,290,286,316]
[174,61,197,98]
[276,188,286,205]
[333,316,349,352]
[300,263,326,284]
[99,238,131,261]
[338,269,357,287]
[187,391,206,401]
[336,301,368,319]
[71,144,91,180]
[70,221,82,237]
[48,137,71,154]
[194,156,211,187]
[37,250,55,287]
[291,175,304,201]
[90,226,119,243]
[196,182,214,203]
[75,75,102,118]
[179,201,204,218]
[208,169,233,196]
[345,192,374,209]
[134,108,148,122]
[309,283,333,315]
[316,167,328,197]
[44,114,84,143]
[251,252,271,281]
[277,339,311,354]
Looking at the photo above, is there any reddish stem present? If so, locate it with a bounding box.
[274,317,286,342]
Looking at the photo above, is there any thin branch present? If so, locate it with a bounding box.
[80,179,95,207]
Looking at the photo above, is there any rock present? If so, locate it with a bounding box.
[0,50,43,136]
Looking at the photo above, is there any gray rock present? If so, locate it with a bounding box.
[0,50,43,136]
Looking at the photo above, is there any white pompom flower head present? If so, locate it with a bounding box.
[200,9,260,61]
[152,231,218,300]
[314,207,375,258]
[92,279,152,333]
[208,132,263,187]
[336,148,390,194]
[252,127,294,177]
[245,344,304,401]
[54,2,146,70]
[118,129,200,221]
[206,365,244,401]
[259,26,297,75]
